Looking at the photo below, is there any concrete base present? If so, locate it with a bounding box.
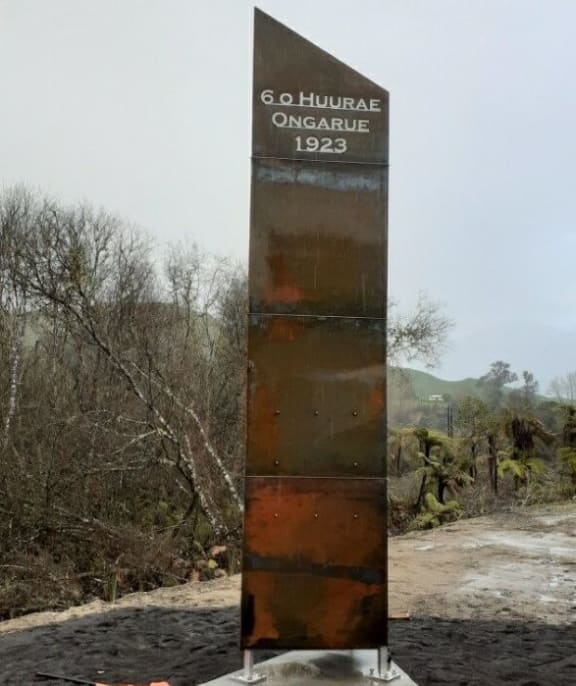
[200,650,418,686]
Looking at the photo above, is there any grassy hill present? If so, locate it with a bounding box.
[403,368,482,402]
[402,368,550,404]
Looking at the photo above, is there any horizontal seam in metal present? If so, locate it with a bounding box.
[252,154,389,168]
[249,312,386,322]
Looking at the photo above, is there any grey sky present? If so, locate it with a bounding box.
[1,1,575,389]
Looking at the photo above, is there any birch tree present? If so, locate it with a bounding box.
[12,194,243,539]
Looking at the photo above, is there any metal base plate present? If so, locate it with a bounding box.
[200,650,417,685]
[230,675,267,684]
[366,666,402,682]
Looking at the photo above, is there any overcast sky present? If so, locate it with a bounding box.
[1,1,575,389]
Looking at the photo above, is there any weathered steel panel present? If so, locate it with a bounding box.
[252,11,389,165]
[249,158,388,317]
[241,477,387,649]
[246,315,386,477]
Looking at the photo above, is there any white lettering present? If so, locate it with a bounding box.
[272,111,288,127]
[295,135,348,154]
[299,91,315,106]
[271,113,369,133]
[260,89,274,105]
[261,89,383,112]
[265,88,380,155]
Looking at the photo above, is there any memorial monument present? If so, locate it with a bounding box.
[203,9,415,685]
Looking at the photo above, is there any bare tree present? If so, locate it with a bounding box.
[0,185,454,615]
[0,187,33,452]
[388,294,451,367]
[548,372,576,402]
[11,193,242,538]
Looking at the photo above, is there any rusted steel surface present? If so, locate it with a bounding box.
[249,158,388,317]
[241,477,387,649]
[242,9,389,651]
[246,314,386,477]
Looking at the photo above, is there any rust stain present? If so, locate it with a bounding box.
[254,608,280,643]
[246,316,386,477]
[368,384,386,417]
[266,283,303,303]
[248,385,279,463]
[250,159,387,318]
[265,316,304,343]
[242,571,386,649]
[264,253,305,305]
[244,478,386,567]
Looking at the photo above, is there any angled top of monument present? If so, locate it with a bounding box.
[253,9,389,165]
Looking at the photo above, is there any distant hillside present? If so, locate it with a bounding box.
[401,368,550,404]
[403,368,482,402]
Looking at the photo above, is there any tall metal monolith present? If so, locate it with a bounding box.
[242,7,389,655]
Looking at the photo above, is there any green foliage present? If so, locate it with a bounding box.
[558,447,576,493]
[424,492,460,514]
[498,457,524,479]
[457,396,490,430]
[410,493,461,530]
[478,360,518,408]
[414,428,471,490]
[456,396,494,474]
[558,448,576,471]
[501,409,555,458]
[498,455,545,479]
[389,369,576,533]
[561,404,576,447]
[388,428,421,475]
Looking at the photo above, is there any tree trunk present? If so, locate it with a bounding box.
[415,473,427,510]
[395,444,402,476]
[469,442,478,480]
[437,478,446,505]
[488,434,498,495]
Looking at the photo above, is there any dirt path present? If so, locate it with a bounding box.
[0,503,574,685]
[389,503,576,625]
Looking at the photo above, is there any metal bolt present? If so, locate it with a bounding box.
[352,410,358,417]
[314,513,319,519]
[313,410,319,416]
[274,513,279,518]
[274,409,280,416]
[274,459,280,466]
[353,513,359,519]
[353,461,359,468]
